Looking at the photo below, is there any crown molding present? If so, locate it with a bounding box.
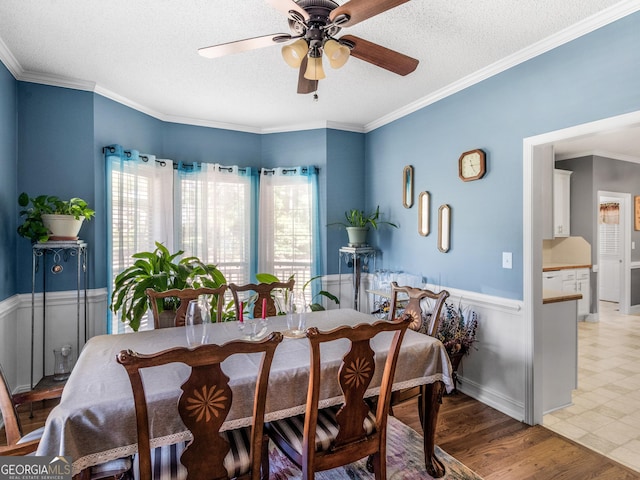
[0,37,21,78]
[2,1,639,135]
[364,0,640,132]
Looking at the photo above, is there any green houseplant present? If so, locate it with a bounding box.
[110,242,227,331]
[17,193,95,243]
[329,206,397,246]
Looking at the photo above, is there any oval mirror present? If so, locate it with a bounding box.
[438,204,451,252]
[418,191,430,236]
[402,165,414,208]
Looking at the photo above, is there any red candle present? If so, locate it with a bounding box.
[262,298,267,319]
[239,301,244,323]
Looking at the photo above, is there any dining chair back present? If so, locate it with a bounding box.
[388,282,450,416]
[266,317,410,479]
[0,363,66,455]
[117,332,283,480]
[229,280,294,319]
[388,282,450,336]
[146,286,227,329]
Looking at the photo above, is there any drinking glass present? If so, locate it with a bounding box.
[185,299,210,346]
[286,291,307,337]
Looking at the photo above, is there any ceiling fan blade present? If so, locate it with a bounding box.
[329,0,410,27]
[198,33,292,59]
[340,35,418,76]
[297,56,318,94]
[265,0,310,22]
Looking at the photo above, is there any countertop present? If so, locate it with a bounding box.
[543,289,583,304]
[543,263,591,272]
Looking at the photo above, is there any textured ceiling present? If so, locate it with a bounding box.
[0,0,638,146]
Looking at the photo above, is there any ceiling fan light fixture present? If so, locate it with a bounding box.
[304,53,326,80]
[323,39,350,69]
[282,38,309,68]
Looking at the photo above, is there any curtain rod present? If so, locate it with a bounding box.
[104,147,316,174]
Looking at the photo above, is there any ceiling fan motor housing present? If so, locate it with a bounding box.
[288,0,342,42]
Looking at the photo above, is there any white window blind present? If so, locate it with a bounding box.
[176,163,252,285]
[258,169,315,297]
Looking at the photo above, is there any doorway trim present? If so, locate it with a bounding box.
[523,110,640,425]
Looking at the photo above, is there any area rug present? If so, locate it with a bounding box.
[268,415,483,480]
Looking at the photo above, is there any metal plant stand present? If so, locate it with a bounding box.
[338,246,377,311]
[31,240,88,389]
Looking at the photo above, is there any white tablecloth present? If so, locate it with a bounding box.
[36,309,453,475]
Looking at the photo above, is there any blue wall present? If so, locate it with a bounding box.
[0,61,17,300]
[366,11,640,300]
[3,10,640,302]
[16,83,95,293]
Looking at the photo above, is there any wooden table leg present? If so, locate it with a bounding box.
[419,381,446,478]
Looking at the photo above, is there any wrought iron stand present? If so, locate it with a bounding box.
[31,240,88,389]
[338,246,377,311]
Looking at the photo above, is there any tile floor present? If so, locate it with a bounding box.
[543,301,640,472]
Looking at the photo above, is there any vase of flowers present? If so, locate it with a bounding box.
[436,301,479,391]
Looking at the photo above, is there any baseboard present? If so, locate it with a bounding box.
[457,375,526,423]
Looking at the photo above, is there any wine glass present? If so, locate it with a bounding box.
[185,299,210,346]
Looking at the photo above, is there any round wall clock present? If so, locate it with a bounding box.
[458,149,486,182]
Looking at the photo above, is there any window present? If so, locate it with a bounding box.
[176,163,253,285]
[107,149,173,333]
[258,167,320,300]
[107,145,319,333]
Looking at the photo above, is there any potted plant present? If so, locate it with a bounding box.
[110,242,227,331]
[17,193,95,242]
[329,206,398,246]
[436,302,479,391]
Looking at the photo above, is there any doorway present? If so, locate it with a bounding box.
[597,191,631,312]
[524,109,640,425]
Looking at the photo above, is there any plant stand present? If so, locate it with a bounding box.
[338,246,377,311]
[31,240,87,390]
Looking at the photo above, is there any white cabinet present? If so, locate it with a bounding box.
[575,269,590,318]
[542,271,562,291]
[553,169,572,237]
[557,268,590,318]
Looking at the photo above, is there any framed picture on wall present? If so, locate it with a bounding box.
[635,196,640,231]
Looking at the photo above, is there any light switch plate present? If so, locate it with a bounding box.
[502,252,512,269]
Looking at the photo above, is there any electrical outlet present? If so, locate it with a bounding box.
[502,252,512,269]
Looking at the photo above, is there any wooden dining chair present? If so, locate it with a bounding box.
[117,332,283,480]
[1,363,132,480]
[266,317,410,480]
[388,282,450,414]
[229,280,294,319]
[146,286,227,329]
[0,363,65,456]
[388,281,450,336]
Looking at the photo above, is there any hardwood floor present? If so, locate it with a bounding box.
[4,393,639,479]
[393,392,640,480]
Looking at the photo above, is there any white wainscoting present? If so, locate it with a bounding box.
[1,279,527,422]
[323,274,527,421]
[1,289,109,393]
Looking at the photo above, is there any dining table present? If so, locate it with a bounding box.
[36,308,454,478]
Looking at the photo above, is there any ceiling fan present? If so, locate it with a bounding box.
[198,0,419,95]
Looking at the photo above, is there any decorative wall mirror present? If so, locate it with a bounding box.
[418,191,430,236]
[402,165,414,208]
[438,204,451,252]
